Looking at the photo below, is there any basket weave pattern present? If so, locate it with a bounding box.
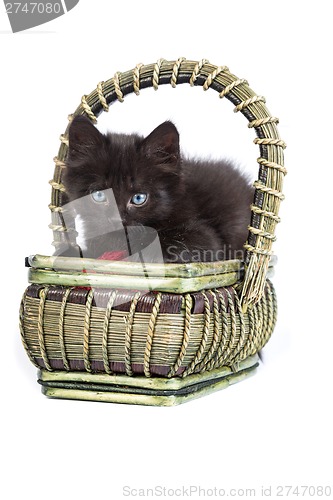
[21,281,276,378]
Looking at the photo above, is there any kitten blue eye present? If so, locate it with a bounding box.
[91,190,107,203]
[131,193,148,206]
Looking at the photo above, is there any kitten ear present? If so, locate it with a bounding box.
[68,115,104,160]
[142,121,180,164]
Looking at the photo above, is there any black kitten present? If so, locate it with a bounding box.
[61,116,254,263]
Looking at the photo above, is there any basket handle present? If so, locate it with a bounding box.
[50,58,286,310]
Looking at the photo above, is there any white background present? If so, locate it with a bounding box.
[1,1,332,498]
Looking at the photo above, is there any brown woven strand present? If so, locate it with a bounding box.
[245,304,256,359]
[203,66,229,90]
[258,284,268,350]
[255,295,265,352]
[194,290,221,373]
[83,290,94,373]
[133,63,144,95]
[152,58,165,90]
[229,290,248,366]
[81,95,97,123]
[219,78,248,98]
[167,293,192,378]
[143,292,162,377]
[170,57,186,88]
[53,156,66,169]
[189,58,210,86]
[113,72,124,103]
[248,116,279,128]
[124,292,141,376]
[224,289,240,365]
[102,290,118,374]
[96,81,109,112]
[234,95,266,112]
[207,289,230,371]
[250,204,281,223]
[257,157,287,175]
[37,287,52,371]
[58,287,71,370]
[182,292,211,377]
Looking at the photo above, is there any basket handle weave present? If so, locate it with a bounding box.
[49,58,286,310]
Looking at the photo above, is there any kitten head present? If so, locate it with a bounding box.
[63,116,183,233]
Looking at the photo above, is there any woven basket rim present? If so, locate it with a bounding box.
[28,253,243,275]
[27,254,276,293]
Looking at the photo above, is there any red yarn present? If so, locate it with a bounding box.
[97,251,128,261]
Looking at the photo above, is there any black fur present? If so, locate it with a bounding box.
[62,116,254,262]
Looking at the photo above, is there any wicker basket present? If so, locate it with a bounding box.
[20,58,286,406]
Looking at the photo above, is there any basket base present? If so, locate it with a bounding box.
[38,355,259,406]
